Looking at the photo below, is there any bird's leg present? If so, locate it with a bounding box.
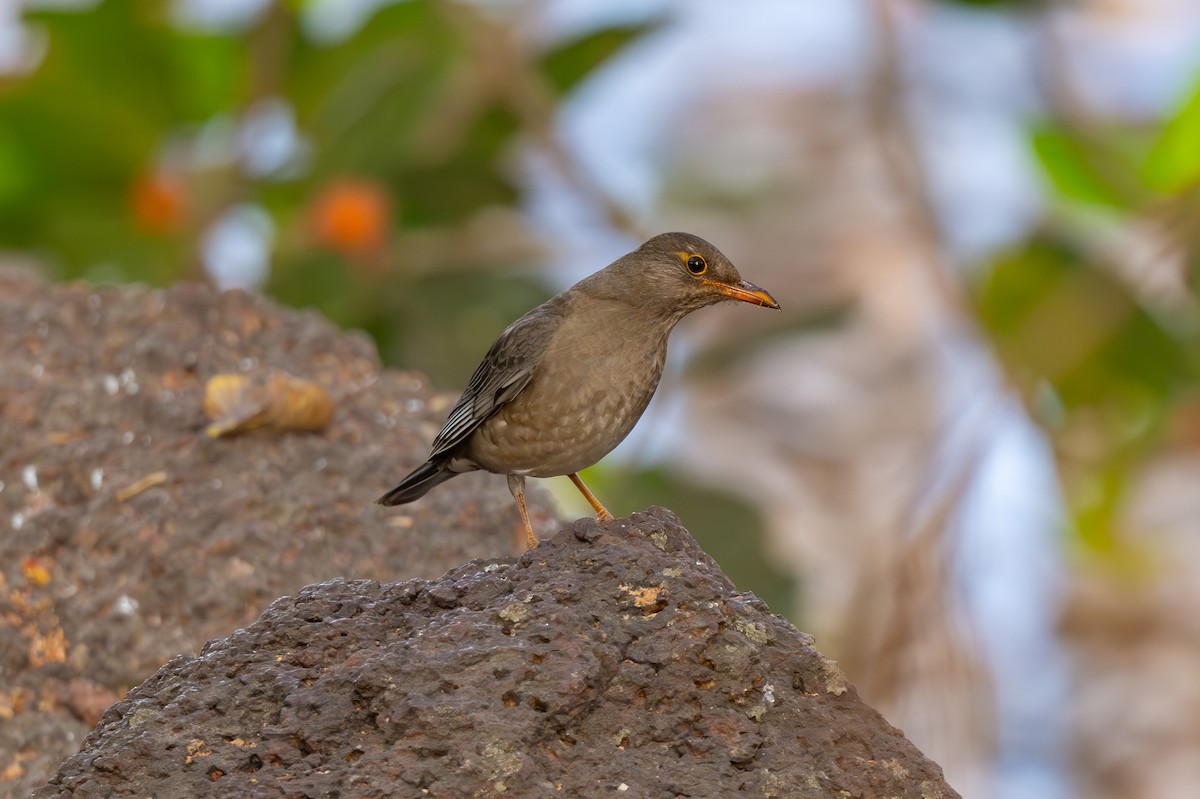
[567,472,613,522]
[507,474,539,550]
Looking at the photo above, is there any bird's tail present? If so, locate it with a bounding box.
[376,461,457,506]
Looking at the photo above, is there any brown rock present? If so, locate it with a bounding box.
[34,508,958,799]
[0,271,550,797]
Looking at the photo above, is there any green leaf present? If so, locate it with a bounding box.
[1070,465,1126,553]
[1029,124,1150,209]
[1143,73,1200,193]
[974,233,1192,423]
[287,0,465,189]
[538,22,659,95]
[0,130,38,218]
[287,0,451,126]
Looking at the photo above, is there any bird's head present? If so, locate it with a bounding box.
[598,232,780,320]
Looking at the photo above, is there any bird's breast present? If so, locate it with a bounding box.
[466,311,669,477]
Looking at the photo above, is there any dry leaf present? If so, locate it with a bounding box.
[204,368,335,437]
[21,558,50,587]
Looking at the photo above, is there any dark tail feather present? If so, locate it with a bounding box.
[376,462,457,506]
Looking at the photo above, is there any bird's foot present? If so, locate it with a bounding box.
[568,473,614,524]
[508,473,539,550]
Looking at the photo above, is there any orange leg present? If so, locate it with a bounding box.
[507,474,539,549]
[568,472,613,522]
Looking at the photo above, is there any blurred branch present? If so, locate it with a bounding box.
[864,2,1007,537]
[443,0,650,240]
[838,383,1001,793]
[249,1,292,103]
[866,0,970,317]
[1157,185,1200,291]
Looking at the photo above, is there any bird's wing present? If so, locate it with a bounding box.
[428,303,564,459]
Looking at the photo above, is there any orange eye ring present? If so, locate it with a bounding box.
[685,255,707,275]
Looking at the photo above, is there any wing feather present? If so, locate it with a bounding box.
[428,301,565,459]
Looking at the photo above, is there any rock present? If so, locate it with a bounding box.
[34,508,958,799]
[0,272,554,797]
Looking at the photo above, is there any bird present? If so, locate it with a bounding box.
[377,232,780,548]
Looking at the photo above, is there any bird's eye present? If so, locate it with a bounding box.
[686,255,707,275]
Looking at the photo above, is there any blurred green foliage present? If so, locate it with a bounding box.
[980,234,1190,411]
[0,1,239,282]
[1028,125,1151,208]
[974,71,1200,553]
[1144,78,1200,193]
[0,0,653,385]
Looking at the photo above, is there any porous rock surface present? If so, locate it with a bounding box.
[0,271,553,796]
[35,508,958,799]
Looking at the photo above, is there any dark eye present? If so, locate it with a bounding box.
[686,255,707,275]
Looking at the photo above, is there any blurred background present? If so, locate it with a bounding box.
[3,0,1200,796]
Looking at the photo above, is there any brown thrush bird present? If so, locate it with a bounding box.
[377,232,780,548]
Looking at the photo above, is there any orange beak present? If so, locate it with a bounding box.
[704,278,780,310]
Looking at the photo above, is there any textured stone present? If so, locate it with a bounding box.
[35,507,958,799]
[0,272,552,797]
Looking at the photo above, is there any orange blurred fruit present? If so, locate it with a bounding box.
[129,170,187,234]
[308,177,392,256]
